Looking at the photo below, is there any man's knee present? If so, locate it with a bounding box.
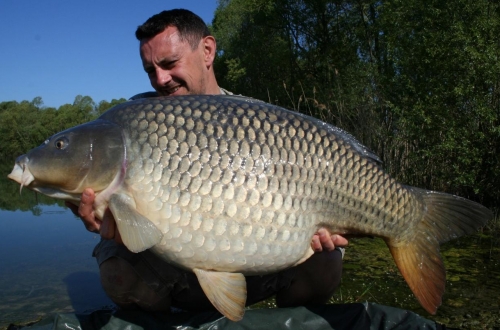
[99,257,171,311]
[276,249,343,307]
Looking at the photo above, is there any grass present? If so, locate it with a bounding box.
[250,215,500,329]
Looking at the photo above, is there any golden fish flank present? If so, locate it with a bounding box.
[8,95,492,321]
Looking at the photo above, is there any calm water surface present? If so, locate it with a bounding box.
[0,205,113,328]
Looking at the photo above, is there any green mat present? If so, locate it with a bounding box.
[13,302,452,330]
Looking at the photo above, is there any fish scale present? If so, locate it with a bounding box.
[115,96,409,274]
[8,94,492,321]
[106,97,360,273]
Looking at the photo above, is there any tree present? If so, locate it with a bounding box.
[96,98,128,116]
[0,95,127,160]
[212,0,500,206]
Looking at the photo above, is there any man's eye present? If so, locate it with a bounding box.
[161,61,176,70]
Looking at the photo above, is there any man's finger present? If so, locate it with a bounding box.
[311,235,322,252]
[100,209,124,245]
[100,209,116,240]
[76,188,101,233]
[114,228,123,245]
[331,234,349,247]
[317,228,336,251]
[79,188,95,219]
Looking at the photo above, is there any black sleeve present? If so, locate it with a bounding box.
[129,91,159,100]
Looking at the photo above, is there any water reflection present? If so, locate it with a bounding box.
[0,205,113,328]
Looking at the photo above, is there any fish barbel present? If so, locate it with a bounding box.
[8,95,492,321]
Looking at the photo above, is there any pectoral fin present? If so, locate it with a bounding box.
[108,193,162,253]
[193,268,247,321]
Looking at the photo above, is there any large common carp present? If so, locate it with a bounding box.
[8,95,491,321]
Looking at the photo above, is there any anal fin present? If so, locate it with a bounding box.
[193,268,247,321]
[108,193,162,253]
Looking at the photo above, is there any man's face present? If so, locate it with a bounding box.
[140,26,208,96]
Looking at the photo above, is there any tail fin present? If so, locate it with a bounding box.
[387,189,492,314]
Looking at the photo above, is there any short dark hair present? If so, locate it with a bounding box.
[135,9,211,50]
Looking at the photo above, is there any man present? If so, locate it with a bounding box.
[69,8,348,314]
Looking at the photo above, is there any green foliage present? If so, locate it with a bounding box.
[0,95,127,160]
[213,0,500,207]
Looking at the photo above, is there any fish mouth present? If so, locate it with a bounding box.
[8,162,35,193]
[8,162,80,201]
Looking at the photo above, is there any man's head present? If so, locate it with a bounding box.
[136,9,220,96]
[136,9,210,51]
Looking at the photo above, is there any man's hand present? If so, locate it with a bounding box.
[65,188,122,243]
[311,228,348,252]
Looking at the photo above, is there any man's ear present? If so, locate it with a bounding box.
[202,35,217,67]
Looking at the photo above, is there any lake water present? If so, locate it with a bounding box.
[0,204,114,328]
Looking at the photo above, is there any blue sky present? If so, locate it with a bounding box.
[0,1,219,108]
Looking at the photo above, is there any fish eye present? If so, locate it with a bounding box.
[54,137,69,150]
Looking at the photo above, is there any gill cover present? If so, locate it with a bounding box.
[23,119,125,193]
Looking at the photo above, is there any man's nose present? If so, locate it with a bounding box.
[156,69,172,86]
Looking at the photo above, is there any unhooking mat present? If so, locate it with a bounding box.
[11,302,454,330]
